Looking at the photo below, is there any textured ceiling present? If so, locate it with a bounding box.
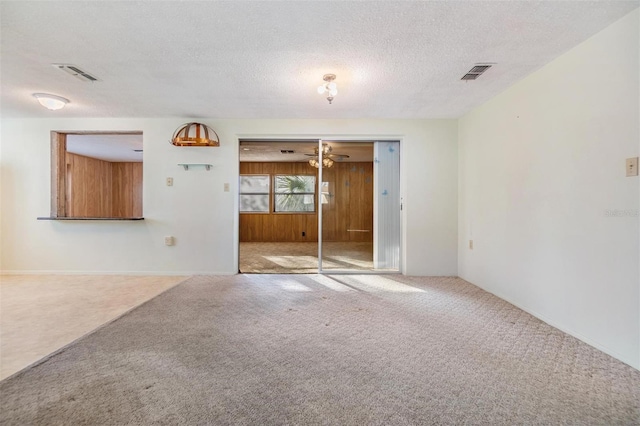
[1,1,637,119]
[66,134,143,162]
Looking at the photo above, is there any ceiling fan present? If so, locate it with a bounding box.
[305,144,349,168]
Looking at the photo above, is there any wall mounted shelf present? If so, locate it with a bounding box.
[178,163,212,171]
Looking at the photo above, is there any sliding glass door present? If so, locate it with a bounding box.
[237,138,399,274]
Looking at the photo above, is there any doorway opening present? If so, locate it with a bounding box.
[238,139,399,274]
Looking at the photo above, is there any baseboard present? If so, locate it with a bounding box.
[460,276,639,371]
[0,270,237,276]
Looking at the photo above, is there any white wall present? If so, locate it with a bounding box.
[459,10,639,368]
[0,118,458,276]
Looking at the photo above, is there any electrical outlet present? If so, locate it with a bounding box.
[469,240,473,250]
[302,231,306,237]
[166,177,174,186]
[164,236,174,246]
[626,157,639,177]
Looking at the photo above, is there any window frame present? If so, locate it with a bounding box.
[239,174,271,213]
[238,173,318,215]
[272,174,317,214]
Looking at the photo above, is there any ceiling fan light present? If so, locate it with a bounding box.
[323,157,334,168]
[33,93,69,110]
[309,159,319,168]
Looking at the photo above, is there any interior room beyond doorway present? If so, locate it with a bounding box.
[239,140,374,274]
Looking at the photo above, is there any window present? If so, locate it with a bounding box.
[274,175,316,212]
[239,174,317,213]
[239,175,270,212]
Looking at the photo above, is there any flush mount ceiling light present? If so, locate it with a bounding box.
[32,93,69,110]
[317,74,338,104]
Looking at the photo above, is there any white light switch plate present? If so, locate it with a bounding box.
[166,177,174,186]
[224,183,230,192]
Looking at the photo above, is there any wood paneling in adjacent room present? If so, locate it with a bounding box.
[348,163,374,242]
[239,162,372,242]
[240,162,318,242]
[112,162,143,217]
[66,153,113,217]
[131,162,143,217]
[322,162,373,242]
[66,153,142,218]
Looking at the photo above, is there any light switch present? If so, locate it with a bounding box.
[224,183,230,192]
[164,236,175,246]
[469,240,473,250]
[626,157,638,177]
[166,177,174,186]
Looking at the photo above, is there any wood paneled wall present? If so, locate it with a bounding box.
[66,153,112,217]
[66,153,142,218]
[112,162,143,217]
[322,162,373,243]
[239,162,372,242]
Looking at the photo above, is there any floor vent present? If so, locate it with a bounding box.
[52,64,99,82]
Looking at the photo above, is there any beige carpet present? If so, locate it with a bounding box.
[1,274,638,425]
[240,241,374,273]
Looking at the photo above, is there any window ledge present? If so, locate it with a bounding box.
[37,217,144,221]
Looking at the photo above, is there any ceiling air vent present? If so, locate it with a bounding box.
[280,150,295,154]
[52,64,99,82]
[461,64,493,81]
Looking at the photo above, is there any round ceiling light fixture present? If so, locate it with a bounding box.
[32,93,69,110]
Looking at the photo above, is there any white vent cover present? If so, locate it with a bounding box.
[52,64,99,82]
